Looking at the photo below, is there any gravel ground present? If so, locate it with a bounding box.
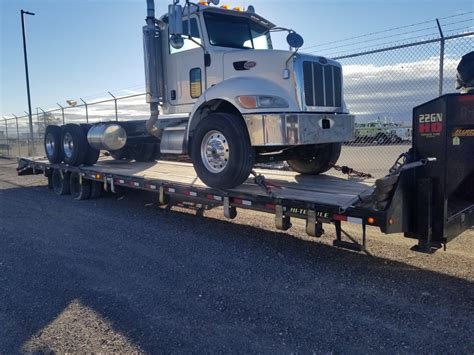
[0,158,473,353]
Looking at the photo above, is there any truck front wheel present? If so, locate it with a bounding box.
[191,113,255,189]
[287,143,341,175]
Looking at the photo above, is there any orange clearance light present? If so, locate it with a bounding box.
[198,1,209,5]
[388,218,395,225]
[220,5,230,9]
[237,95,257,109]
[233,6,243,11]
[367,217,376,224]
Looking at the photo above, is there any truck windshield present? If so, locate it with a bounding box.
[204,12,272,50]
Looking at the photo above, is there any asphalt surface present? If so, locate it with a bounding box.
[0,158,473,353]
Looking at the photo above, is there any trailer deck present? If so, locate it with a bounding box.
[18,156,386,251]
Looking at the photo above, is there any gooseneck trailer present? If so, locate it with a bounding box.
[18,93,474,253]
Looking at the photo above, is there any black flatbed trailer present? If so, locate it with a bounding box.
[16,93,474,253]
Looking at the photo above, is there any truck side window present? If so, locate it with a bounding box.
[190,68,202,98]
[170,18,201,54]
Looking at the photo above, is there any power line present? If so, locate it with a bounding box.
[302,11,473,51]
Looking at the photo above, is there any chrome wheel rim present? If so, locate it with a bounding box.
[63,132,74,158]
[200,130,229,173]
[45,133,55,156]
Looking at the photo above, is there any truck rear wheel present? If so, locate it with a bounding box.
[287,143,341,175]
[80,124,100,166]
[44,125,63,163]
[61,124,88,166]
[52,169,70,195]
[69,172,91,200]
[191,113,255,189]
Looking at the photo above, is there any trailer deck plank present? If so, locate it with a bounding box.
[25,157,375,209]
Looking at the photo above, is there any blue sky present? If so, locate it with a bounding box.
[1,0,473,117]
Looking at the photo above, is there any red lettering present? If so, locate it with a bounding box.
[431,122,442,133]
[419,123,431,133]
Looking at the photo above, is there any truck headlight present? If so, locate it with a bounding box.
[236,95,289,109]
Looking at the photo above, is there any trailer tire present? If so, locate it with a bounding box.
[69,172,91,200]
[90,180,103,199]
[52,169,70,195]
[287,143,341,175]
[44,125,63,163]
[131,143,155,162]
[191,112,255,189]
[80,124,100,165]
[61,124,88,166]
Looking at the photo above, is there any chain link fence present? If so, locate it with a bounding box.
[1,21,473,178]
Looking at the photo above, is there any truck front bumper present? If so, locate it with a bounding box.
[243,113,355,146]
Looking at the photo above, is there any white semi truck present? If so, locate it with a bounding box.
[44,0,354,189]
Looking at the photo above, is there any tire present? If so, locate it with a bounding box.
[191,112,255,189]
[131,143,155,162]
[69,172,91,200]
[61,124,88,166]
[375,133,388,145]
[287,143,341,175]
[80,124,100,166]
[44,125,63,163]
[90,180,102,199]
[51,169,70,195]
[110,146,132,160]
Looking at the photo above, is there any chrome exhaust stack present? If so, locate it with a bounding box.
[143,0,164,139]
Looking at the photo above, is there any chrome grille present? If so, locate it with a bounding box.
[302,61,342,108]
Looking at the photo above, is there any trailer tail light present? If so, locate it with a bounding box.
[367,217,376,224]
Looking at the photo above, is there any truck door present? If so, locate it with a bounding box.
[166,16,205,108]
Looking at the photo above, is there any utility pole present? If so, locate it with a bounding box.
[21,9,36,155]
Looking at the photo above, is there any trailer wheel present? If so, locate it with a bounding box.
[191,113,255,189]
[89,180,103,199]
[69,172,91,200]
[131,143,155,162]
[61,124,88,166]
[80,124,100,166]
[44,125,63,163]
[51,169,70,195]
[287,143,341,175]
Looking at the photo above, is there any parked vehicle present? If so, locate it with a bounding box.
[354,119,411,144]
[43,0,354,189]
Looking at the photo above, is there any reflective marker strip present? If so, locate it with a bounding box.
[133,182,140,187]
[119,179,125,184]
[347,217,363,224]
[168,188,175,193]
[150,185,157,190]
[333,214,347,221]
[207,194,223,201]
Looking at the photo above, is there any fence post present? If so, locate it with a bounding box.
[108,91,118,121]
[436,19,445,96]
[57,103,65,124]
[4,118,10,157]
[13,115,21,156]
[39,107,46,132]
[36,107,41,139]
[80,98,89,123]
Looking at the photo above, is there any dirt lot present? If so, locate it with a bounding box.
[0,158,472,353]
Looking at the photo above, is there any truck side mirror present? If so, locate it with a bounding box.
[170,34,184,49]
[168,4,183,35]
[287,32,304,49]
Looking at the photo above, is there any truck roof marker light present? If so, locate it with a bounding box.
[233,7,243,11]
[220,5,230,9]
[198,1,209,5]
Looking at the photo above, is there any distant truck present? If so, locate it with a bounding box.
[354,119,411,144]
[43,0,354,189]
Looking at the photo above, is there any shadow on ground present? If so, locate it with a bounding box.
[0,184,473,353]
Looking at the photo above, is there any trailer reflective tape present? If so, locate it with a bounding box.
[265,203,275,210]
[185,191,197,197]
[333,214,347,221]
[234,198,252,206]
[119,179,125,184]
[149,184,157,190]
[206,194,222,201]
[168,188,176,193]
[347,217,363,224]
[133,182,140,187]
